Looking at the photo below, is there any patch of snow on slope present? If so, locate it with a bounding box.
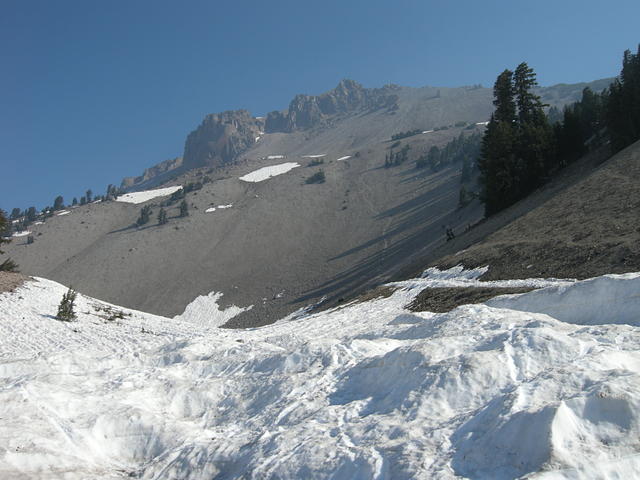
[476,121,490,126]
[266,155,285,159]
[173,291,252,328]
[205,207,216,213]
[239,162,300,182]
[301,154,326,158]
[337,155,351,161]
[487,272,640,326]
[422,130,434,134]
[116,186,183,204]
[11,230,31,237]
[56,210,70,216]
[1,269,640,479]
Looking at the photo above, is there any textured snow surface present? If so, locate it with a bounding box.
[239,162,300,182]
[336,155,352,161]
[56,210,70,216]
[11,230,31,237]
[1,270,639,479]
[301,154,326,158]
[115,186,183,204]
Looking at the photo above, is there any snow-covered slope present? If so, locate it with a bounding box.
[1,270,639,479]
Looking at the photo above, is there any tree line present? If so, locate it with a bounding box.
[479,44,640,216]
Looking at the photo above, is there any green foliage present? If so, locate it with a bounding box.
[72,197,78,206]
[157,208,168,225]
[385,144,411,168]
[86,190,92,203]
[53,195,64,211]
[479,63,554,216]
[0,259,19,272]
[607,44,640,152]
[56,287,77,322]
[0,210,10,254]
[80,196,87,205]
[9,208,21,220]
[25,207,37,222]
[416,133,481,172]
[305,170,326,184]
[391,129,422,141]
[136,205,153,226]
[179,200,189,217]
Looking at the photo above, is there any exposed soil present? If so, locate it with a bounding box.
[0,272,28,294]
[407,286,535,313]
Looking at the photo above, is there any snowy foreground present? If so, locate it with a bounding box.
[1,268,640,479]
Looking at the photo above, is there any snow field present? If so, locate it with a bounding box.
[1,269,639,479]
[336,156,351,162]
[11,230,31,237]
[239,162,300,182]
[56,210,70,216]
[205,204,233,213]
[301,154,326,158]
[115,186,183,204]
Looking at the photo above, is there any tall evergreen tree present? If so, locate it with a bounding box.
[53,195,64,211]
[72,197,78,206]
[607,45,640,152]
[0,210,18,272]
[86,189,93,203]
[493,69,516,123]
[179,200,189,217]
[157,208,168,225]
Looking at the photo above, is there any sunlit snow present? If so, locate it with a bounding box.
[11,230,31,237]
[1,268,639,478]
[239,162,300,182]
[116,186,183,204]
[336,155,351,161]
[56,210,70,216]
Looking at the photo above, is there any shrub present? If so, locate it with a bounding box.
[305,170,326,184]
[56,287,77,321]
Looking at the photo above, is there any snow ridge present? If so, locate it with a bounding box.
[1,269,639,479]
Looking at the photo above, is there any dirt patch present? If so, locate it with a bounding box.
[425,140,640,282]
[407,287,536,313]
[0,272,29,294]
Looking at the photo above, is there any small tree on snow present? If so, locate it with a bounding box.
[56,287,77,321]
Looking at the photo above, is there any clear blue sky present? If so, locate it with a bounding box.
[1,0,639,211]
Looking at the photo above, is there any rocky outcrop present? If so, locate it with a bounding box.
[121,157,183,189]
[265,79,400,133]
[182,110,265,170]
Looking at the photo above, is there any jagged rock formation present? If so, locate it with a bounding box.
[121,157,183,189]
[265,79,400,133]
[182,110,265,170]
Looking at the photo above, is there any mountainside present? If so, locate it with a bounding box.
[4,78,615,326]
[121,78,611,189]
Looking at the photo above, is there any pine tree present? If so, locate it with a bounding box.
[72,197,78,206]
[157,208,168,225]
[9,208,21,220]
[179,200,189,217]
[136,205,153,226]
[80,196,87,205]
[56,287,77,321]
[0,210,18,272]
[86,189,92,203]
[607,45,640,152]
[25,207,37,222]
[53,195,64,211]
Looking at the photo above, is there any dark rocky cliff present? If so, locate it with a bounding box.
[182,110,265,170]
[265,79,399,133]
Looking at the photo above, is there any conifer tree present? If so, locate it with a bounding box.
[157,208,168,225]
[179,200,189,217]
[72,197,78,206]
[86,189,93,203]
[0,210,18,272]
[56,287,77,321]
[607,45,640,152]
[136,205,152,226]
[53,195,64,211]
